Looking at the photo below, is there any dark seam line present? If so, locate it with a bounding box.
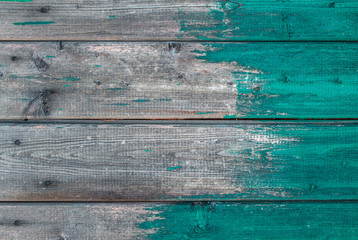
[0,40,357,43]
[0,200,358,204]
[0,119,358,125]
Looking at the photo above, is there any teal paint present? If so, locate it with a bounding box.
[103,103,129,106]
[13,21,55,25]
[144,149,152,152]
[133,99,150,102]
[107,88,126,91]
[64,85,71,87]
[58,108,62,111]
[109,15,115,18]
[139,203,358,239]
[167,166,182,171]
[46,55,56,58]
[60,77,80,81]
[175,1,358,41]
[190,43,358,118]
[95,65,101,67]
[56,127,63,129]
[0,64,7,67]
[197,112,215,115]
[176,83,180,85]
[154,99,173,101]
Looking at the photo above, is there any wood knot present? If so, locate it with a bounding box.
[14,140,21,145]
[222,1,242,12]
[330,77,342,84]
[23,90,54,117]
[329,2,335,8]
[34,57,50,71]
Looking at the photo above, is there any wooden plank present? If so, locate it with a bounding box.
[0,121,357,201]
[0,0,357,41]
[1,42,357,120]
[0,202,357,239]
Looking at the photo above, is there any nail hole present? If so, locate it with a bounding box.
[329,2,335,7]
[11,56,18,61]
[44,180,52,186]
[309,184,317,192]
[168,43,181,53]
[40,7,49,13]
[58,41,63,50]
[14,140,21,145]
[14,220,21,226]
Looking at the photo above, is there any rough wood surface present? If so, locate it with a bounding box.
[0,121,357,201]
[0,202,357,239]
[0,0,357,41]
[1,42,357,119]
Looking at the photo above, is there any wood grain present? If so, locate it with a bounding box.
[0,121,357,201]
[0,202,357,239]
[0,0,357,41]
[1,42,357,119]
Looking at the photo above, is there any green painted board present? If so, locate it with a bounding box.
[0,202,357,239]
[0,121,357,201]
[0,42,357,119]
[0,0,357,40]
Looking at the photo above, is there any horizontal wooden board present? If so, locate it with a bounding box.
[0,202,357,239]
[0,0,357,41]
[1,42,357,119]
[0,121,357,201]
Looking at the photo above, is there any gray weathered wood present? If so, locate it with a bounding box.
[0,0,357,41]
[1,42,357,119]
[0,202,357,239]
[0,121,357,201]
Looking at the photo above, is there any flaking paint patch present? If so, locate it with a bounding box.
[167,166,182,171]
[190,43,264,118]
[133,99,150,102]
[13,21,55,25]
[176,1,241,40]
[197,111,215,115]
[89,204,160,238]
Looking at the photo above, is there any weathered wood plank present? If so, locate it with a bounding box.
[0,0,357,41]
[0,121,357,201]
[0,202,357,239]
[1,42,357,119]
